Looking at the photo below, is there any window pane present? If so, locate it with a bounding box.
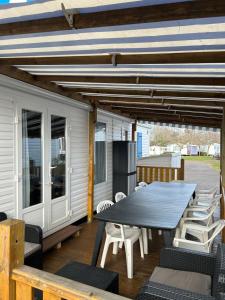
[51,115,66,199]
[22,110,42,208]
[95,122,106,184]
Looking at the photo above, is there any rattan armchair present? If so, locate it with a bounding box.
[136,245,225,300]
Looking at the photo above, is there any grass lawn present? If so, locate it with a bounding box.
[182,155,220,171]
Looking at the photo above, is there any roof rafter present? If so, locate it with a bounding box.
[77,88,225,100]
[3,51,225,65]
[40,75,225,86]
[84,95,225,107]
[0,0,225,36]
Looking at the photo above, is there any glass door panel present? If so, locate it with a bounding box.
[51,115,66,200]
[22,109,42,209]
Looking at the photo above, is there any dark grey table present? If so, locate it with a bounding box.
[91,181,196,266]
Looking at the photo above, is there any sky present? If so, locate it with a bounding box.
[0,0,32,3]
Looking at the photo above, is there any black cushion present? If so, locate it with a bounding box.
[56,261,119,294]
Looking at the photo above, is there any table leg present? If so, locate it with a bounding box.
[163,229,175,247]
[91,221,106,266]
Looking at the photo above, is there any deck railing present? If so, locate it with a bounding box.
[0,219,130,300]
[137,159,185,184]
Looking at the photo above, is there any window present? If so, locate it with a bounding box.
[22,109,42,208]
[51,115,66,200]
[95,122,106,184]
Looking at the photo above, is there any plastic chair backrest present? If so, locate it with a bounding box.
[115,192,126,203]
[139,181,147,187]
[97,200,114,213]
[135,186,142,192]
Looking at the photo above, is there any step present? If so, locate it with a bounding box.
[43,225,81,252]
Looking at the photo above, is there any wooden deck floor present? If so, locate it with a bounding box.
[43,220,163,299]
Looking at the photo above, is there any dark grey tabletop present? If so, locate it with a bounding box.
[95,182,196,230]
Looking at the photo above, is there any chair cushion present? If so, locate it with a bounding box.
[150,266,211,296]
[24,242,41,258]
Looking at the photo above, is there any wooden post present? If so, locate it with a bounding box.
[132,120,137,142]
[0,219,25,300]
[220,107,225,242]
[88,107,97,223]
[180,159,185,180]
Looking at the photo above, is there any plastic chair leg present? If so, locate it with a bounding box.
[112,242,119,255]
[141,228,148,254]
[100,235,111,268]
[139,235,144,259]
[124,240,133,279]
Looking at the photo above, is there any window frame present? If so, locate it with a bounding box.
[94,121,107,185]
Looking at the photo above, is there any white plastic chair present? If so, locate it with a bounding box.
[115,192,126,203]
[138,181,148,187]
[134,184,152,254]
[98,202,144,279]
[181,200,219,228]
[173,219,225,253]
[97,200,114,214]
[135,186,142,192]
[190,194,221,208]
[196,186,218,198]
[180,219,223,243]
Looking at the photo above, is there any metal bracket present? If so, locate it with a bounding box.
[61,3,79,29]
[136,76,140,84]
[150,89,154,98]
[111,53,119,67]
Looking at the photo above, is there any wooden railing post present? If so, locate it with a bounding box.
[177,159,185,180]
[0,219,25,300]
[88,106,97,223]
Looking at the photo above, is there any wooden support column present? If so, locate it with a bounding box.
[220,107,225,242]
[88,106,97,223]
[0,219,25,300]
[132,120,137,142]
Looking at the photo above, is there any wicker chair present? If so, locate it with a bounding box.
[136,244,225,300]
[0,212,43,270]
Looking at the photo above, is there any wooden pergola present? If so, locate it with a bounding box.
[1,0,225,222]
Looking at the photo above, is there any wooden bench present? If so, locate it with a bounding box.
[43,225,81,252]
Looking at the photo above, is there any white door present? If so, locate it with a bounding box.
[18,105,70,233]
[47,110,70,230]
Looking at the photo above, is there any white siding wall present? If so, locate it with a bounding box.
[70,108,89,222]
[94,112,132,208]
[0,76,132,234]
[0,98,15,217]
[0,76,89,236]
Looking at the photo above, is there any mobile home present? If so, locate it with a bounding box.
[0,75,132,237]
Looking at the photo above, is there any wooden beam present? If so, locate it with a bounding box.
[132,121,137,142]
[41,75,225,86]
[71,87,225,100]
[3,51,225,65]
[85,95,224,107]
[130,111,222,121]
[118,106,223,119]
[112,105,223,115]
[135,114,221,128]
[0,66,86,103]
[221,107,225,242]
[0,219,25,300]
[87,106,97,223]
[1,1,225,36]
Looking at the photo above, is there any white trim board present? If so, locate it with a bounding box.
[0,74,91,111]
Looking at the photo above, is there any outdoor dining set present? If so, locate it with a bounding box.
[94,181,225,279]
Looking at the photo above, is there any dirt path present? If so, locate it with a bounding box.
[184,160,220,190]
